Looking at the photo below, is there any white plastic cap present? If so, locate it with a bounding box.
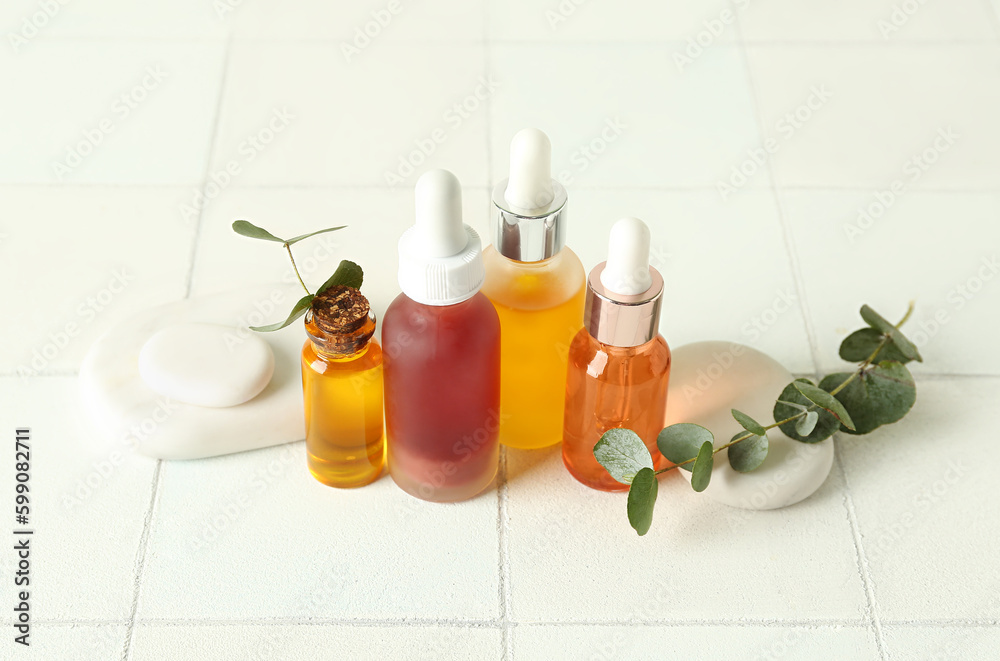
[600,217,653,296]
[398,169,485,306]
[504,128,555,210]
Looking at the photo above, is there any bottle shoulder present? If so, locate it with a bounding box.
[568,332,670,374]
[302,337,382,373]
[482,245,586,310]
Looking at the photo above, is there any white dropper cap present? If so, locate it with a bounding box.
[504,128,555,210]
[600,217,653,296]
[398,169,485,306]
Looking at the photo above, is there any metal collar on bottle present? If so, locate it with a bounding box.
[491,178,568,262]
[584,262,664,348]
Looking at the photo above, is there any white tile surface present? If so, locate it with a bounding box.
[0,41,226,184]
[231,0,484,42]
[781,190,1000,375]
[883,626,1000,660]
[1,2,999,656]
[502,446,868,622]
[489,44,766,189]
[0,379,158,621]
[839,378,1000,621]
[0,186,194,374]
[130,623,500,660]
[566,189,814,373]
[513,624,879,661]
[739,0,998,42]
[745,44,1000,190]
[188,186,492,321]
[4,624,127,660]
[137,442,500,621]
[0,1,227,40]
[210,41,490,187]
[488,0,735,43]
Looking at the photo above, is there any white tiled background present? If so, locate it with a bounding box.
[2,1,999,659]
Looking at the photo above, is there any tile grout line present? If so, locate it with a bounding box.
[834,448,889,660]
[484,4,513,659]
[121,33,235,660]
[731,6,888,659]
[119,460,163,661]
[182,32,235,299]
[729,4,823,373]
[18,615,1000,628]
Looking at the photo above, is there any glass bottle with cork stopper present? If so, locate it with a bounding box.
[301,284,385,488]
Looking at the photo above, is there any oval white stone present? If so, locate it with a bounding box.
[666,341,834,510]
[138,322,274,408]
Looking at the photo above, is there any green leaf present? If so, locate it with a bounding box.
[860,305,922,363]
[657,423,714,472]
[839,328,912,364]
[284,225,347,247]
[819,361,916,435]
[773,380,840,443]
[731,409,767,436]
[727,432,768,473]
[232,220,285,243]
[317,260,364,295]
[593,428,654,485]
[796,411,819,437]
[690,441,714,492]
[794,380,856,431]
[249,294,314,332]
[627,467,658,536]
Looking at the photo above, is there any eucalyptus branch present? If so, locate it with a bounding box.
[596,302,924,536]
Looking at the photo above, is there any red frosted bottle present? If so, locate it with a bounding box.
[383,169,501,502]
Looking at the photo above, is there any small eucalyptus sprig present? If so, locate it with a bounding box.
[594,303,922,536]
[231,220,363,331]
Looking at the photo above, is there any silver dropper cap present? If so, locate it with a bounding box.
[491,128,568,262]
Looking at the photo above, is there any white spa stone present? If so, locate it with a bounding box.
[138,322,274,408]
[666,341,834,510]
[80,287,306,460]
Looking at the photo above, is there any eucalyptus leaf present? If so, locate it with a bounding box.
[860,305,922,363]
[593,428,654,485]
[819,361,916,435]
[249,294,314,332]
[793,381,856,431]
[731,409,767,436]
[284,225,347,247]
[796,410,819,436]
[317,260,364,295]
[839,328,911,364]
[727,432,769,473]
[232,220,285,243]
[627,467,658,536]
[657,423,714,472]
[690,441,714,492]
[773,379,840,443]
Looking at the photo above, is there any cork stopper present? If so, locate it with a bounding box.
[307,285,375,355]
